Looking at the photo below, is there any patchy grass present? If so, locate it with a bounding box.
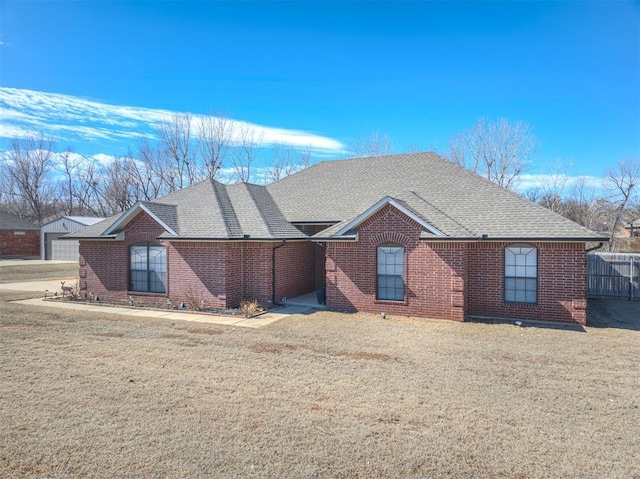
[0,288,638,479]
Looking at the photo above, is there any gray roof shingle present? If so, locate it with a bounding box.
[0,211,39,231]
[268,152,605,240]
[69,152,606,242]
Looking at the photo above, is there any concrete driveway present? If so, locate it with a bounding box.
[0,278,77,293]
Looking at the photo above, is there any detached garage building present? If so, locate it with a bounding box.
[40,216,104,261]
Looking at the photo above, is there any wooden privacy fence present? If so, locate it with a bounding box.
[587,253,640,300]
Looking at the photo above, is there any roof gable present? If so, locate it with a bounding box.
[104,202,178,236]
[333,196,445,238]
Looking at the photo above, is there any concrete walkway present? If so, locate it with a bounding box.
[11,297,314,329]
[3,275,317,329]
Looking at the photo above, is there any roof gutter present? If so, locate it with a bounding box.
[272,241,287,305]
[161,237,308,242]
[419,236,610,243]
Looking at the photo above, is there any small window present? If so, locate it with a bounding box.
[377,245,404,301]
[130,243,166,293]
[505,245,537,304]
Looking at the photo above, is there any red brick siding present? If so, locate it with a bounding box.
[167,241,231,308]
[79,212,166,301]
[326,205,466,321]
[296,224,330,288]
[0,230,39,256]
[467,241,587,324]
[325,204,587,324]
[80,211,317,308]
[275,241,316,302]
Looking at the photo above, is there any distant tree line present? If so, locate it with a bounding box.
[1,116,638,251]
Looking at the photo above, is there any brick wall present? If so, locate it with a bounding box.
[274,241,316,302]
[297,224,329,288]
[79,212,165,301]
[467,241,587,324]
[0,230,39,256]
[79,207,588,323]
[80,211,318,308]
[325,204,588,324]
[325,205,467,321]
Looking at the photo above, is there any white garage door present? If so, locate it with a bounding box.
[51,239,80,261]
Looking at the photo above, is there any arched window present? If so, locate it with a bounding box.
[505,245,537,304]
[377,244,404,301]
[130,243,166,293]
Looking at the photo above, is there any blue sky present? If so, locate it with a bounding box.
[0,0,638,183]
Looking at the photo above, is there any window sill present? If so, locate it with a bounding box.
[504,301,538,307]
[374,299,408,306]
[127,291,167,297]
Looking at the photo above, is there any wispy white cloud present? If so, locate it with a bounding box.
[0,87,344,152]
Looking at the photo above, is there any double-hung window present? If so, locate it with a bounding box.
[377,245,404,301]
[504,245,537,303]
[130,243,167,293]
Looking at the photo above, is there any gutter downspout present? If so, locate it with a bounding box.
[272,241,286,305]
[586,242,604,253]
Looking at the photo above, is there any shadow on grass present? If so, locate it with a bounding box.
[466,316,587,333]
[587,298,640,331]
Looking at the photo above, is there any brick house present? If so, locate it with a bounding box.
[0,210,40,257]
[69,153,607,324]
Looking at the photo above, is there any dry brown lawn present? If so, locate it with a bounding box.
[0,262,78,284]
[0,264,638,478]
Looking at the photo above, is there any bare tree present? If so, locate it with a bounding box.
[448,118,536,190]
[57,149,83,215]
[266,143,313,183]
[231,124,263,183]
[158,112,199,190]
[604,158,640,250]
[198,113,234,179]
[350,132,394,158]
[538,160,571,213]
[3,134,57,223]
[127,141,169,200]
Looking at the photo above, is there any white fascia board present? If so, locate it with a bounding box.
[334,196,445,237]
[103,203,177,237]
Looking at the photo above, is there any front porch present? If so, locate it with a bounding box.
[284,291,327,309]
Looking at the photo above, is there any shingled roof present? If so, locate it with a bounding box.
[67,178,307,240]
[268,152,606,241]
[69,152,606,242]
[0,211,39,231]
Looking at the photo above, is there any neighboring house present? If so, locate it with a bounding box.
[69,153,607,325]
[0,211,40,257]
[41,216,105,261]
[623,219,640,238]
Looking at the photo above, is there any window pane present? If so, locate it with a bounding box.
[130,270,148,292]
[149,246,166,272]
[377,246,404,301]
[504,246,537,304]
[129,244,166,293]
[130,246,146,270]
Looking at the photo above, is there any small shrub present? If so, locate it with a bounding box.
[240,300,264,317]
[184,286,205,311]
